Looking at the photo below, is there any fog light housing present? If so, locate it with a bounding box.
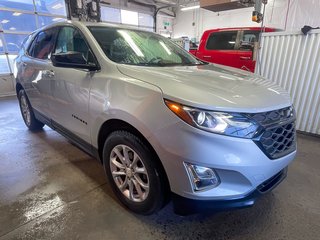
[185,163,220,191]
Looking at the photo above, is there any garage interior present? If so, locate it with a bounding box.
[0,0,320,239]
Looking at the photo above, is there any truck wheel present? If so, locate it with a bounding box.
[103,130,166,215]
[18,89,44,131]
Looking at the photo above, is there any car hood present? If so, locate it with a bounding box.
[117,63,292,113]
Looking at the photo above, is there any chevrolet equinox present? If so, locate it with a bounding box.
[14,21,296,215]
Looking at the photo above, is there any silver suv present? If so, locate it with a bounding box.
[14,21,296,215]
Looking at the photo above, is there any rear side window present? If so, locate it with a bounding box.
[28,28,56,60]
[206,31,237,50]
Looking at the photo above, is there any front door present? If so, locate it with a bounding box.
[197,30,239,68]
[49,26,96,144]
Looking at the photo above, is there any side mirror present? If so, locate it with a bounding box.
[51,51,99,71]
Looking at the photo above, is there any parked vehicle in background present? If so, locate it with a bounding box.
[190,27,276,72]
[189,41,198,56]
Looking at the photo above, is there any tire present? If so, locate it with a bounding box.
[103,130,167,215]
[18,89,44,131]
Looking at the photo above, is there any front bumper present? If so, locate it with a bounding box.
[148,117,296,200]
[172,167,288,215]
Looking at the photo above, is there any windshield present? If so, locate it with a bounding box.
[88,26,203,66]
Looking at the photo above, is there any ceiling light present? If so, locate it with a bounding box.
[1,19,9,24]
[52,3,63,9]
[181,5,200,11]
[12,12,22,16]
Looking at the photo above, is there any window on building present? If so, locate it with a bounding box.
[100,5,155,32]
[138,27,154,32]
[38,15,65,28]
[3,33,28,52]
[101,6,121,23]
[0,0,34,11]
[138,13,153,28]
[206,31,238,50]
[0,36,5,53]
[7,54,17,71]
[0,55,10,74]
[35,0,67,16]
[121,10,138,26]
[0,11,37,32]
[0,0,67,76]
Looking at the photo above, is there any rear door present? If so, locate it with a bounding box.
[22,28,57,117]
[237,30,260,72]
[196,30,239,67]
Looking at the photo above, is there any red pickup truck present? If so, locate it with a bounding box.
[190,27,276,72]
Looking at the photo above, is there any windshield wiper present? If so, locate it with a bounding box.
[181,62,206,66]
[135,62,179,67]
[123,61,206,67]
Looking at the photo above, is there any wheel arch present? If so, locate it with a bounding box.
[97,118,171,195]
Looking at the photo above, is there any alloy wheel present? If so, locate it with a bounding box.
[110,144,150,202]
[20,94,31,126]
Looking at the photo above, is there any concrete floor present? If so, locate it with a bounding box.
[0,96,319,240]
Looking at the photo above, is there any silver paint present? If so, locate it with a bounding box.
[14,20,296,202]
[0,97,319,239]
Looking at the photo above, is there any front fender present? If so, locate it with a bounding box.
[89,75,167,148]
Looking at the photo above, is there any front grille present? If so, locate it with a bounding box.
[247,107,296,159]
[249,106,294,127]
[256,122,296,159]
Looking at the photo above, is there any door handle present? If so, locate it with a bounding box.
[42,70,55,78]
[203,55,212,59]
[240,56,251,60]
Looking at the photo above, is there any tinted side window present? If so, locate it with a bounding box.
[54,26,95,64]
[239,30,260,51]
[29,29,56,59]
[206,31,237,50]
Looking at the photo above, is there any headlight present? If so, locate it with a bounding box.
[165,99,259,138]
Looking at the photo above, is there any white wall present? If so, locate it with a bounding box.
[173,0,320,42]
[157,15,174,36]
[285,0,320,31]
[173,7,257,41]
[256,29,320,134]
